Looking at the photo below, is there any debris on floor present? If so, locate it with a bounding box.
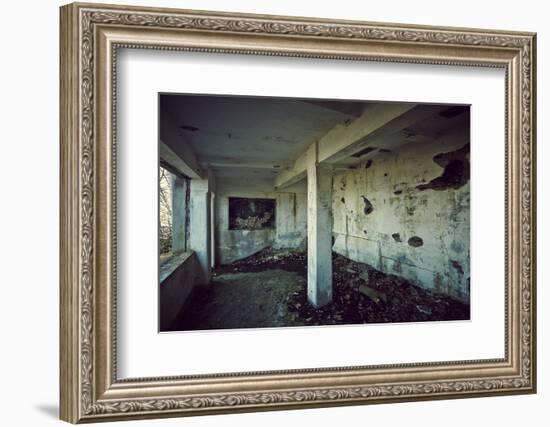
[170,249,469,331]
[283,252,469,325]
[214,248,307,277]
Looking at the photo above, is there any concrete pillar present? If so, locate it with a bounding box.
[307,144,333,307]
[171,175,187,254]
[189,178,211,284]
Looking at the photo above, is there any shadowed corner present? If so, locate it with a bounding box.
[35,404,58,419]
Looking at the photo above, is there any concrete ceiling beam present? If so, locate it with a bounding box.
[206,161,283,170]
[274,102,419,189]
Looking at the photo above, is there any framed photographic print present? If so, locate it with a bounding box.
[59,2,537,423]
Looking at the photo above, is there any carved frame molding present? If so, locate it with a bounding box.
[60,2,536,423]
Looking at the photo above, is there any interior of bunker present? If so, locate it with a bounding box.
[158,94,471,332]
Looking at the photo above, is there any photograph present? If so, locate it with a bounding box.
[158,94,471,332]
[57,2,536,423]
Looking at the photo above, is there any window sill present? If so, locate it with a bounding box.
[160,251,194,284]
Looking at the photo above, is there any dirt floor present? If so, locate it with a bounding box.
[168,249,470,331]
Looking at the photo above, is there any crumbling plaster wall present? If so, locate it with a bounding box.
[332,126,470,303]
[216,178,307,265]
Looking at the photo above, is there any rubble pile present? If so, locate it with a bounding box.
[215,249,307,276]
[218,249,470,325]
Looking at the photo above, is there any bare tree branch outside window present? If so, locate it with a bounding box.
[159,167,173,254]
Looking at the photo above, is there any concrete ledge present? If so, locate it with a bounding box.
[160,251,194,283]
[159,251,202,331]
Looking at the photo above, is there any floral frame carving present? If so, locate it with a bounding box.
[60,2,537,423]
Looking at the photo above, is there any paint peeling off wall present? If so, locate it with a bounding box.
[332,125,470,303]
[228,197,276,230]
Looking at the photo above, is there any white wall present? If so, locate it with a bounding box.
[0,1,546,427]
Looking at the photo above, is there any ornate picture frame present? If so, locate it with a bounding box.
[60,2,536,423]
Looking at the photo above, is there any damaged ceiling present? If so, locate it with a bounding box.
[160,94,469,186]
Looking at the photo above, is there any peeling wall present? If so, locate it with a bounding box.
[332,125,470,303]
[215,179,307,265]
[228,197,276,230]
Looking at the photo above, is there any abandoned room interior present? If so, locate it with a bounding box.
[158,94,471,332]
